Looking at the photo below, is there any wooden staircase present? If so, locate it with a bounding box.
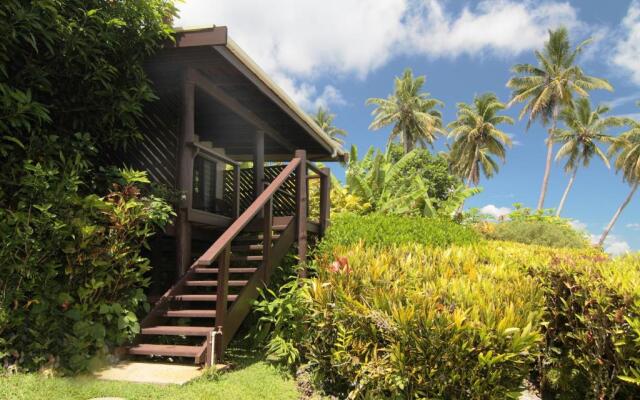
[126,151,330,365]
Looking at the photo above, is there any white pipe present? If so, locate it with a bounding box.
[210,327,223,367]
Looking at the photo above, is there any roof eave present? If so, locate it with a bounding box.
[170,26,347,160]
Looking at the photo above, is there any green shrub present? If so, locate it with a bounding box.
[259,230,640,399]
[318,213,480,252]
[461,242,640,399]
[338,145,478,218]
[483,220,590,248]
[0,168,173,372]
[286,243,543,398]
[0,0,176,373]
[533,254,640,399]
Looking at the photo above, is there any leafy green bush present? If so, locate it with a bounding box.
[0,1,176,372]
[318,213,480,252]
[338,145,479,217]
[482,220,590,248]
[0,168,172,372]
[458,242,640,398]
[266,243,543,398]
[533,254,640,399]
[258,214,640,398]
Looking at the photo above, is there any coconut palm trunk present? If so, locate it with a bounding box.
[556,168,577,217]
[598,181,639,246]
[537,105,559,210]
[456,153,479,214]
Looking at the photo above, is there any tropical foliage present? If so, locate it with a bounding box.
[257,214,640,399]
[481,220,590,248]
[313,107,348,145]
[0,169,173,372]
[552,98,621,216]
[448,93,514,186]
[338,145,478,217]
[506,27,613,210]
[0,0,176,372]
[316,213,479,252]
[366,68,444,153]
[599,106,640,245]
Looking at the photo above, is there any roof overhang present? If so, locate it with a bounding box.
[170,26,347,161]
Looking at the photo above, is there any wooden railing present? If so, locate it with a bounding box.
[306,161,331,237]
[140,150,330,363]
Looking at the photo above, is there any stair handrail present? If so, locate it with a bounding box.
[196,156,302,266]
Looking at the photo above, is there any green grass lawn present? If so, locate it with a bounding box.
[0,348,299,400]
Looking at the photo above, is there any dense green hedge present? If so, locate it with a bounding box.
[258,213,640,399]
[482,220,590,248]
[318,213,480,252]
[0,1,176,372]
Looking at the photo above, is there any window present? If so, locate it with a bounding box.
[192,155,226,214]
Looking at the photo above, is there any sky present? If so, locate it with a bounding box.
[177,0,640,255]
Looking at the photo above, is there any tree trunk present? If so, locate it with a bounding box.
[537,104,559,210]
[403,136,412,154]
[556,168,577,217]
[466,155,478,188]
[457,153,479,214]
[598,181,639,246]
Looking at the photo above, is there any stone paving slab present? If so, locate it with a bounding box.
[93,361,224,385]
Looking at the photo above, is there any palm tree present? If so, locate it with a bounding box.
[448,93,514,188]
[552,98,622,216]
[313,107,347,145]
[506,27,613,210]
[598,108,640,246]
[366,68,444,153]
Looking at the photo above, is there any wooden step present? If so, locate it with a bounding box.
[231,244,263,251]
[141,325,212,336]
[193,267,257,274]
[184,280,249,287]
[231,255,263,262]
[259,233,280,240]
[234,234,280,243]
[162,309,216,318]
[170,294,238,302]
[128,343,204,358]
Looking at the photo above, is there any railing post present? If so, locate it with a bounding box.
[295,150,307,277]
[262,196,272,282]
[232,164,240,219]
[319,167,331,238]
[215,244,230,361]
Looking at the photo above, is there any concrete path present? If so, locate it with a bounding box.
[93,361,224,385]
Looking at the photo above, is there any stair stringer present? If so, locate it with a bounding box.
[222,217,297,347]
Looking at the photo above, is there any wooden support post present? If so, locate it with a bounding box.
[176,78,196,277]
[214,245,230,362]
[319,168,331,238]
[295,150,307,276]
[262,196,272,282]
[232,164,240,219]
[253,130,265,199]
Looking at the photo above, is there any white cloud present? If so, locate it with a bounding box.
[569,219,588,232]
[176,0,583,110]
[480,204,512,219]
[613,1,640,85]
[606,92,640,109]
[404,0,581,59]
[627,223,640,230]
[605,240,631,256]
[589,233,631,256]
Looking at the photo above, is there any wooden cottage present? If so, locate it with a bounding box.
[115,26,345,364]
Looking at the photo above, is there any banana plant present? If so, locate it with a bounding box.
[341,145,481,217]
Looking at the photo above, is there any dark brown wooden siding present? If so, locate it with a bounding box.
[100,92,180,187]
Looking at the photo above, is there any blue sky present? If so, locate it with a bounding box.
[178,0,640,254]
